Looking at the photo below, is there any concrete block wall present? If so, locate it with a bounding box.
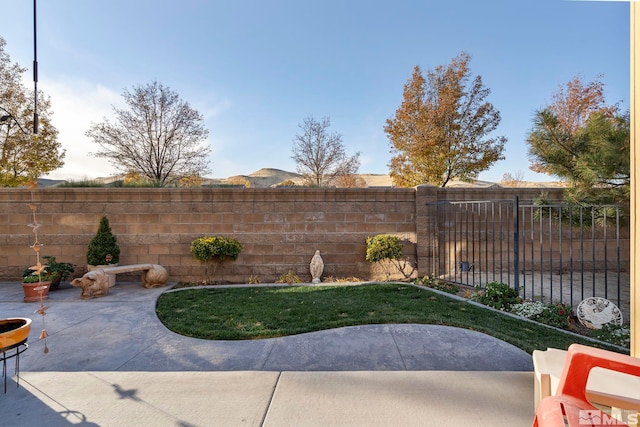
[0,187,417,283]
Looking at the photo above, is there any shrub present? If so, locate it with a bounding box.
[511,301,572,329]
[276,270,303,285]
[57,179,104,187]
[86,215,120,265]
[190,236,242,262]
[476,282,521,311]
[589,323,630,348]
[412,276,460,294]
[191,236,242,284]
[536,302,573,329]
[323,276,364,283]
[365,234,403,263]
[365,234,415,280]
[510,301,546,319]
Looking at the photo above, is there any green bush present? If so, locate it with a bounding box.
[476,282,521,311]
[191,236,242,262]
[365,234,416,280]
[365,234,403,263]
[589,323,630,348]
[511,301,572,329]
[536,302,573,329]
[412,276,460,294]
[86,215,120,265]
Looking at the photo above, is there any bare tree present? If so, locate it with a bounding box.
[291,116,360,186]
[86,81,210,185]
[501,170,526,187]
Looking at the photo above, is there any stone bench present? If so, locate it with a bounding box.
[71,264,169,299]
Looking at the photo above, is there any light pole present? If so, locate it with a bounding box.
[0,106,27,135]
[33,0,38,135]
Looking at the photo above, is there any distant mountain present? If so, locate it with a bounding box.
[41,168,565,189]
[224,168,303,188]
[202,168,394,188]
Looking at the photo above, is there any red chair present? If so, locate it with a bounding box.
[532,344,640,427]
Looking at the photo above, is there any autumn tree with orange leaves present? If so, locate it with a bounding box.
[527,76,629,205]
[0,37,63,186]
[384,52,506,187]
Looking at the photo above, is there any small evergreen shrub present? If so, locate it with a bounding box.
[476,282,521,311]
[86,215,120,265]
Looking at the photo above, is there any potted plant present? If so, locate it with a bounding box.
[42,256,75,290]
[86,215,120,286]
[21,268,56,302]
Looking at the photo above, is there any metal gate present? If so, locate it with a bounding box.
[425,197,629,317]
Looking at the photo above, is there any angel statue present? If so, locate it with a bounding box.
[310,250,324,284]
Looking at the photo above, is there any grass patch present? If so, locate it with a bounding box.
[156,283,624,354]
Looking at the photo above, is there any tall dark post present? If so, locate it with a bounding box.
[513,195,520,293]
[33,0,38,134]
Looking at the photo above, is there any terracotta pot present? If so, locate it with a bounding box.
[0,318,32,350]
[21,281,51,302]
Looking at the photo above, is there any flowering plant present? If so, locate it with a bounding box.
[511,301,572,329]
[590,323,630,348]
[510,301,546,319]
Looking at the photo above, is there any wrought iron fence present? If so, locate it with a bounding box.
[425,197,630,318]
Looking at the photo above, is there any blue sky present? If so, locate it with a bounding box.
[1,0,631,182]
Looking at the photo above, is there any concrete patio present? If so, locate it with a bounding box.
[0,282,535,426]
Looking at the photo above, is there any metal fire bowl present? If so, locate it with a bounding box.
[0,318,32,351]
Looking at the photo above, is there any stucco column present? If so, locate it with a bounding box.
[631,1,639,357]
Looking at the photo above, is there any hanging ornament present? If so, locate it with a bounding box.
[28,179,50,354]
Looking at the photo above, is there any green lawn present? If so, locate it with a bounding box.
[155,283,624,354]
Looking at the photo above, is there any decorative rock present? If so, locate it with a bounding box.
[310,250,324,284]
[576,297,623,329]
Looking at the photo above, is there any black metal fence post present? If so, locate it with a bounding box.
[513,196,520,293]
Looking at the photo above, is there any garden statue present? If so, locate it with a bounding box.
[71,270,110,299]
[310,250,324,284]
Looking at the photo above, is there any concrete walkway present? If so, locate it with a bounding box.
[0,282,535,426]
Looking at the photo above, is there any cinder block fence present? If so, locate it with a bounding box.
[0,186,566,284]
